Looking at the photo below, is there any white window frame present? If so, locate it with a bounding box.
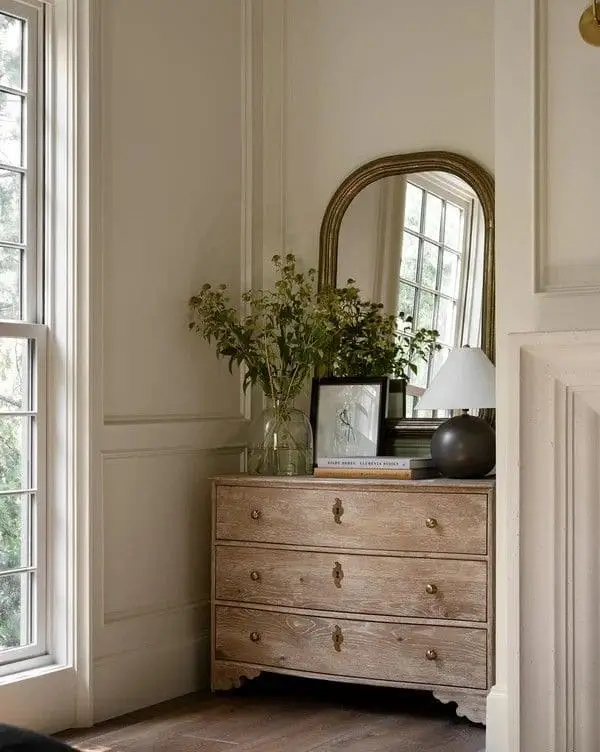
[0,0,92,728]
[401,173,475,352]
[0,0,49,675]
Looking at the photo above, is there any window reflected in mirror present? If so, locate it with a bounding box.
[337,171,485,418]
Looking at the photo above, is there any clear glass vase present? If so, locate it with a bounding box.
[246,400,313,476]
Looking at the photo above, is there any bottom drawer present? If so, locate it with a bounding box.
[215,606,487,690]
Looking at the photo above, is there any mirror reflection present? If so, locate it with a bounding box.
[337,171,485,417]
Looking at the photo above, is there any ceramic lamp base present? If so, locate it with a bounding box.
[430,413,495,479]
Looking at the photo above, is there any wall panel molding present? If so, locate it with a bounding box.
[534,0,600,295]
[518,330,600,751]
[93,634,209,723]
[261,0,288,265]
[103,595,209,626]
[100,417,248,453]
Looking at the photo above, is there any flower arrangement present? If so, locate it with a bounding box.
[320,278,441,381]
[188,253,331,405]
[189,255,440,394]
[188,253,441,473]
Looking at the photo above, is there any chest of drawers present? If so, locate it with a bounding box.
[211,475,495,724]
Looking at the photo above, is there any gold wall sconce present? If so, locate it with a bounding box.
[580,1,600,46]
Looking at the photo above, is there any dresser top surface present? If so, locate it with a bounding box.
[212,474,496,491]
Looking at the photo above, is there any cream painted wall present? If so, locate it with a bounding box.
[494,0,600,750]
[91,0,248,721]
[262,0,494,270]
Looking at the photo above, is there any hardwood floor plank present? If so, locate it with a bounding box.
[61,678,486,752]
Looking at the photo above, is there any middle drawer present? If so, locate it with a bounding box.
[215,546,487,622]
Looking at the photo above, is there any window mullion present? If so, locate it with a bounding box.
[0,0,46,671]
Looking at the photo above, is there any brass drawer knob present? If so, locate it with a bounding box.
[425,648,438,661]
[425,583,438,595]
[250,631,261,642]
[250,509,261,520]
[425,517,438,529]
[250,570,260,581]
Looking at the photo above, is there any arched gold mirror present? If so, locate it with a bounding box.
[318,151,494,450]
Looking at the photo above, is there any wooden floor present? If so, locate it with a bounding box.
[60,675,485,752]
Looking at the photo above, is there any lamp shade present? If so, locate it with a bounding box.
[416,346,495,411]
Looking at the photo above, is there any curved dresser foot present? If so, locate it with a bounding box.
[212,660,262,692]
[433,689,487,725]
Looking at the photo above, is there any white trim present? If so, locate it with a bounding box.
[0,0,92,731]
[261,0,287,263]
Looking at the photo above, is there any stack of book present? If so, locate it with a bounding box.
[313,456,440,479]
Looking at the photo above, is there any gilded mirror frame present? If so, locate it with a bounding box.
[317,151,495,437]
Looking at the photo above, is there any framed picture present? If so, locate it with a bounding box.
[310,377,388,461]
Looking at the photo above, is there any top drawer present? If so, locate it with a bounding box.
[215,484,487,555]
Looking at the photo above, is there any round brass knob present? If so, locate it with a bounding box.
[425,649,438,661]
[250,509,261,520]
[250,631,261,642]
[425,583,438,595]
[425,517,438,529]
[250,570,260,581]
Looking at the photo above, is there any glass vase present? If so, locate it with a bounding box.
[247,400,313,476]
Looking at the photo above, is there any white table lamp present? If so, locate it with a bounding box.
[416,346,495,478]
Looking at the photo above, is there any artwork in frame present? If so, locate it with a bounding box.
[310,377,388,460]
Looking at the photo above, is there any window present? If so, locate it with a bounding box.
[397,174,478,416]
[0,0,47,674]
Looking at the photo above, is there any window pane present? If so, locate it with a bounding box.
[424,193,442,241]
[441,250,460,298]
[0,572,31,650]
[0,247,21,319]
[0,15,23,91]
[397,283,415,319]
[0,169,21,243]
[444,203,462,250]
[400,232,419,282]
[417,290,435,329]
[404,183,423,231]
[0,93,22,167]
[0,416,31,492]
[422,242,439,290]
[0,338,28,411]
[0,493,29,571]
[437,297,456,344]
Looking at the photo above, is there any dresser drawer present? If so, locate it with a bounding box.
[215,606,487,689]
[215,546,487,622]
[215,485,487,555]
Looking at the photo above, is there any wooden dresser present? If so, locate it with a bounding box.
[211,475,495,724]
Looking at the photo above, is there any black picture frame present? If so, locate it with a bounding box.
[310,376,389,463]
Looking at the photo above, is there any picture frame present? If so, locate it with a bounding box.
[310,377,388,461]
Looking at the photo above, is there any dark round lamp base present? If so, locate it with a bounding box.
[431,413,495,479]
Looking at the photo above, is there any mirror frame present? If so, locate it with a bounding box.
[317,151,495,436]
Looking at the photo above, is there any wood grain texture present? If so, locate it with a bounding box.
[215,606,488,690]
[60,682,487,751]
[212,474,495,491]
[433,689,487,725]
[211,475,495,726]
[211,663,261,692]
[216,485,487,555]
[216,546,487,621]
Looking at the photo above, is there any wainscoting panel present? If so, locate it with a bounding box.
[535,0,600,293]
[99,448,240,632]
[93,446,241,717]
[93,634,210,723]
[518,331,600,752]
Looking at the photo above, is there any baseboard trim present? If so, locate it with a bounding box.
[92,634,209,723]
[484,685,510,752]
